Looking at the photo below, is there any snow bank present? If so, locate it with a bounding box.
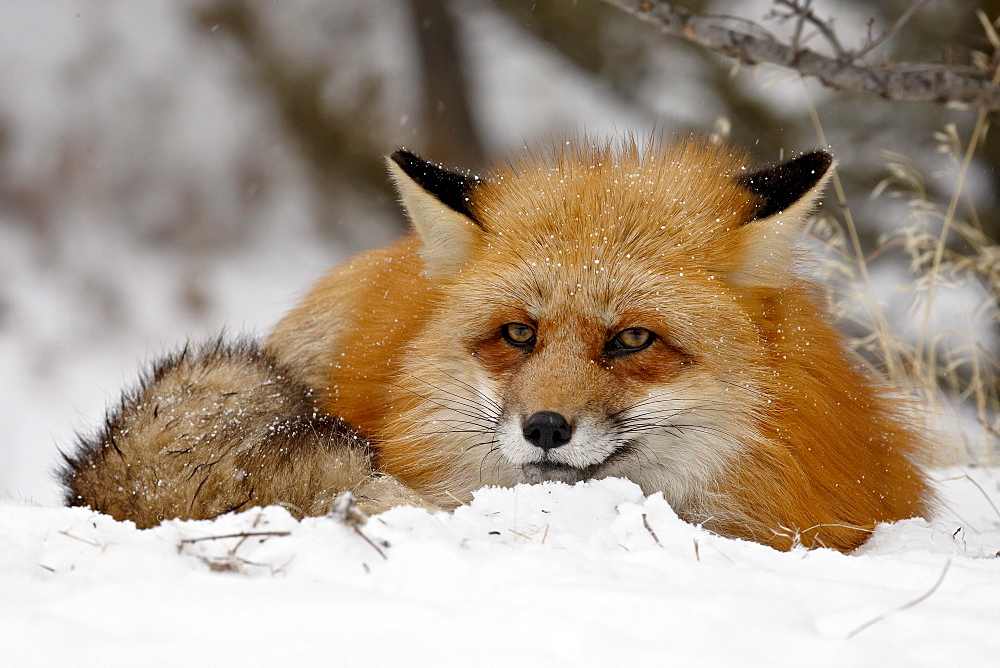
[3,474,998,665]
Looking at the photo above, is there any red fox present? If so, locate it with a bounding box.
[61,137,931,552]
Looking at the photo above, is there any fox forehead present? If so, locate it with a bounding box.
[469,139,759,250]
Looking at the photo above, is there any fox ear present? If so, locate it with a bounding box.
[730,150,834,288]
[387,149,482,279]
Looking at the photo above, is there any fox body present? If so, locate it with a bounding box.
[62,138,931,551]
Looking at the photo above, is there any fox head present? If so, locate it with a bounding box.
[385,138,833,508]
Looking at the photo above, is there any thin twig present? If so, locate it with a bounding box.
[784,0,811,61]
[58,530,101,548]
[329,493,389,560]
[852,0,932,61]
[642,513,662,546]
[940,473,1000,519]
[444,490,467,506]
[846,559,951,639]
[179,530,291,544]
[774,0,846,60]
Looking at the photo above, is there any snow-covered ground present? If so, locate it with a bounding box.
[3,472,999,665]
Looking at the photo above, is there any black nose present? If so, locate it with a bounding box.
[522,411,572,451]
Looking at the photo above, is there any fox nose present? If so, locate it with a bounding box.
[522,411,573,451]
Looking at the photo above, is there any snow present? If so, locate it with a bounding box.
[3,473,998,665]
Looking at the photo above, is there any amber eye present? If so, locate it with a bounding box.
[501,322,536,348]
[607,327,655,357]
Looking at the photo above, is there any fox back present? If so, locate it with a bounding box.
[268,138,931,551]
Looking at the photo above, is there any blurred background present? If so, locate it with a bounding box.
[1,0,997,504]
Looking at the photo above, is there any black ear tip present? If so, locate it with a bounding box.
[738,149,834,221]
[389,148,418,169]
[795,150,834,175]
[386,148,480,223]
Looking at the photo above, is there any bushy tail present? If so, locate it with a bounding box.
[59,338,388,528]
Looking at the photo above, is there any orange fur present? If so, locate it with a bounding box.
[267,137,932,552]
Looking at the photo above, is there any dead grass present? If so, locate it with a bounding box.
[791,11,1000,465]
[875,123,1000,464]
[803,111,999,466]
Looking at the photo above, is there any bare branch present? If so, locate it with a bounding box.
[599,0,1000,112]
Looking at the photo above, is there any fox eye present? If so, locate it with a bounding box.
[501,322,536,348]
[607,327,655,357]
